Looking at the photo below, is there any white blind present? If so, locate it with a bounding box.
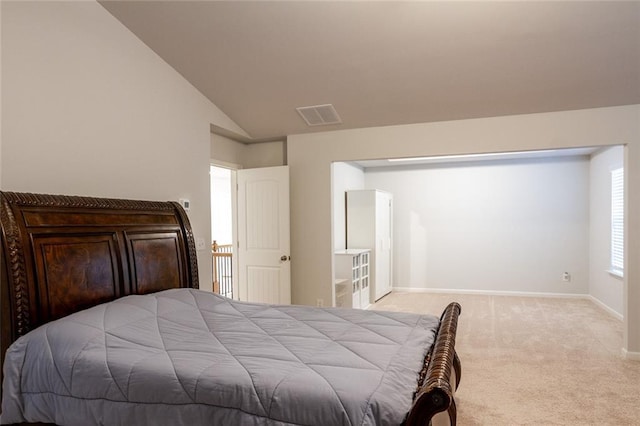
[611,168,624,273]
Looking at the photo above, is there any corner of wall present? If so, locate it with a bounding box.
[332,162,366,252]
[588,145,624,316]
[210,133,247,167]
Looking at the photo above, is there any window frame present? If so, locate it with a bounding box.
[610,167,624,277]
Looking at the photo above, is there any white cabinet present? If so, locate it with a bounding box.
[335,249,371,309]
[346,190,393,303]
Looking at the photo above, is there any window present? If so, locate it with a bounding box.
[611,167,624,276]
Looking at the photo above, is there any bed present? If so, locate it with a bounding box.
[0,191,462,426]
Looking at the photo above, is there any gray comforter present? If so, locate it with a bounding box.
[1,289,439,425]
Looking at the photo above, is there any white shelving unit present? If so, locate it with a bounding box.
[335,249,371,309]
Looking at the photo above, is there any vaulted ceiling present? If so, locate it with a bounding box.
[101,1,640,142]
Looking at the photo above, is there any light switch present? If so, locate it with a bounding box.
[178,198,190,212]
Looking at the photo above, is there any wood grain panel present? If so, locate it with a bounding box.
[128,232,183,294]
[33,235,121,321]
[23,211,179,227]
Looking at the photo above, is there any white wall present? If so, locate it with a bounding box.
[244,141,286,169]
[623,138,640,356]
[0,2,3,189]
[332,162,365,251]
[288,105,640,354]
[211,134,246,167]
[1,1,248,292]
[210,133,285,169]
[364,157,590,294]
[589,146,625,316]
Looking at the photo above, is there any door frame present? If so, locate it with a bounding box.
[211,160,240,300]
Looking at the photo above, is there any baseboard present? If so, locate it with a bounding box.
[622,349,640,361]
[587,295,623,321]
[392,287,588,299]
[391,287,625,321]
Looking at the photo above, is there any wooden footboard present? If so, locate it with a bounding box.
[405,302,462,426]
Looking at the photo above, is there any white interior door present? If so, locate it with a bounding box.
[237,166,291,304]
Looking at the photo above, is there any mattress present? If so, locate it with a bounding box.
[1,289,440,425]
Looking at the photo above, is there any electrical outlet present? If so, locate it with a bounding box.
[195,237,206,250]
[316,299,323,307]
[562,272,571,282]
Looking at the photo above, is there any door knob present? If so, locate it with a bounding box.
[280,255,291,261]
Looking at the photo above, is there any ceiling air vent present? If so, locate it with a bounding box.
[296,104,342,126]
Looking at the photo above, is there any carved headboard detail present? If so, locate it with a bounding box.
[1,191,199,369]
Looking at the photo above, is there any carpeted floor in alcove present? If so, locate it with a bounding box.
[371,292,640,426]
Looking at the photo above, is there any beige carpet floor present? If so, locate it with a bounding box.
[371,292,640,425]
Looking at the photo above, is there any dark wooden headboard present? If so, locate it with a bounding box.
[0,191,199,371]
